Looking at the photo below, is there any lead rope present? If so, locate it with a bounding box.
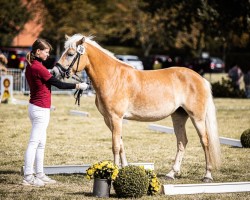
[74,88,83,106]
[72,73,91,106]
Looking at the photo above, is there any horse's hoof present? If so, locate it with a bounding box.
[202,177,213,183]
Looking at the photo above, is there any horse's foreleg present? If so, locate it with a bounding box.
[110,117,127,166]
[166,112,188,180]
[120,137,128,167]
[112,135,120,166]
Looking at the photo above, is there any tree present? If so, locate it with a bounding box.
[40,0,97,56]
[0,0,32,46]
[174,0,250,59]
[97,0,175,56]
[208,0,250,62]
[39,0,250,59]
[97,0,218,56]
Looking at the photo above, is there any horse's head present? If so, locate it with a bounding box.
[51,34,90,80]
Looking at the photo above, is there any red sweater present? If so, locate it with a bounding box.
[25,60,52,108]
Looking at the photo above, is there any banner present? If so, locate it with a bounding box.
[1,75,13,103]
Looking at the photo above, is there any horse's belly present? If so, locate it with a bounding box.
[123,114,169,122]
[123,104,175,122]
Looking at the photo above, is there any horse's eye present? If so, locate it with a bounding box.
[67,53,74,57]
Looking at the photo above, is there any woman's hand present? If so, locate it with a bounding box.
[77,82,89,90]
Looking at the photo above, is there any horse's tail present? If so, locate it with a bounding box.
[205,81,221,169]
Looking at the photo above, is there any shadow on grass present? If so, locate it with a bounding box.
[53,173,85,176]
[230,146,243,149]
[67,191,117,198]
[157,173,182,180]
[0,170,20,175]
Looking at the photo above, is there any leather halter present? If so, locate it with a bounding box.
[54,49,86,106]
[54,51,81,79]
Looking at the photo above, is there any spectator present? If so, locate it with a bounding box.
[244,69,250,98]
[228,64,243,91]
[0,51,8,72]
[153,57,163,70]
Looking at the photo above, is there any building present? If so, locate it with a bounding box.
[12,0,43,47]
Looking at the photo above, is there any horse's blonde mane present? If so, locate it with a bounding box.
[64,34,134,68]
[65,34,115,58]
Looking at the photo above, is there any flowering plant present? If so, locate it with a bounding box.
[145,169,161,195]
[86,160,119,181]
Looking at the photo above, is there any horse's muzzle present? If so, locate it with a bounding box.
[51,63,72,79]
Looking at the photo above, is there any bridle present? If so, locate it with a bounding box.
[53,44,86,81]
[54,51,81,80]
[53,44,89,105]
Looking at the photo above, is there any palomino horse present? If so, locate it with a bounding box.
[52,34,221,182]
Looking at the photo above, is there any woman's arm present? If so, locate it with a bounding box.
[47,76,76,89]
[47,76,88,90]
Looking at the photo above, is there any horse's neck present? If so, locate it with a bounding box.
[85,43,117,88]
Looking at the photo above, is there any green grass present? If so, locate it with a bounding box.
[0,94,249,199]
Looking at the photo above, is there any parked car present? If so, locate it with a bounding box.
[152,55,175,69]
[142,55,175,70]
[0,47,30,70]
[0,47,57,70]
[115,55,144,70]
[193,57,225,73]
[209,57,225,72]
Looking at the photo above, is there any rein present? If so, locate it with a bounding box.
[72,75,92,106]
[72,75,84,106]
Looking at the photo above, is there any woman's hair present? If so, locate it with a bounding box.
[26,38,53,65]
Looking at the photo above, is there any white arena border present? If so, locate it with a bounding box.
[163,182,250,195]
[148,124,175,134]
[21,163,154,175]
[12,99,56,111]
[69,110,89,117]
[219,137,242,147]
[148,124,242,147]
[149,124,249,195]
[12,98,29,106]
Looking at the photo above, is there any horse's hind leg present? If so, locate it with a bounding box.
[166,109,188,180]
[191,118,213,182]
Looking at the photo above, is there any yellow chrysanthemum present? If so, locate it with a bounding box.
[87,169,94,176]
[107,163,113,169]
[151,182,157,187]
[86,160,119,180]
[154,186,160,191]
[111,174,116,180]
[97,165,102,170]
[86,175,91,180]
[93,164,99,169]
[151,178,157,183]
[113,169,118,176]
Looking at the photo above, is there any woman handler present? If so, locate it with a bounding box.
[23,38,88,187]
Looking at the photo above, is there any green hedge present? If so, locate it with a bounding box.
[211,78,246,98]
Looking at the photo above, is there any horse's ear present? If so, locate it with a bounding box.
[65,35,70,40]
[76,37,85,46]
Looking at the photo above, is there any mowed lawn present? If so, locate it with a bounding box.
[0,92,249,199]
